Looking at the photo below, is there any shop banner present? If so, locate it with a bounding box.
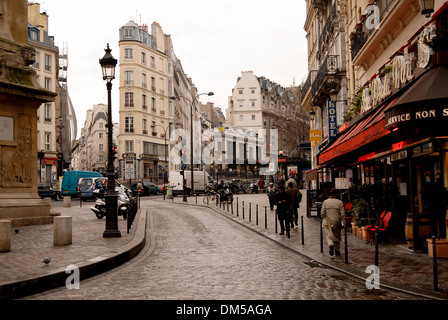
[327,99,337,141]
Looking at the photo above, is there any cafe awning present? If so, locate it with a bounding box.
[318,99,397,165]
[385,63,448,129]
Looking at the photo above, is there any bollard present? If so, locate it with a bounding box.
[301,216,304,245]
[227,201,229,213]
[63,196,71,208]
[53,216,72,246]
[256,204,258,226]
[242,201,245,219]
[236,198,239,217]
[432,236,439,291]
[0,220,11,252]
[231,202,234,215]
[196,194,197,204]
[249,203,251,222]
[275,210,278,234]
[265,207,267,229]
[80,198,82,208]
[344,225,348,264]
[375,227,379,267]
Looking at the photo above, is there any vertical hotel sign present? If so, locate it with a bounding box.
[327,100,337,141]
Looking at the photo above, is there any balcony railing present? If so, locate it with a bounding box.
[318,2,338,50]
[350,0,397,60]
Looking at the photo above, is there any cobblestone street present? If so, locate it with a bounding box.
[25,199,419,300]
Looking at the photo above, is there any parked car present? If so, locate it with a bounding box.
[61,171,102,198]
[38,183,62,201]
[130,182,160,196]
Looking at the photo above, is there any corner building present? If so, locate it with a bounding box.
[118,21,172,183]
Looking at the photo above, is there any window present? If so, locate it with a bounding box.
[151,97,156,112]
[33,52,40,68]
[251,89,256,94]
[125,92,134,107]
[45,133,51,151]
[239,115,244,121]
[125,48,133,59]
[124,28,133,39]
[45,78,51,91]
[124,70,133,85]
[30,30,39,41]
[239,89,243,94]
[125,116,134,133]
[142,73,147,88]
[44,104,51,122]
[142,94,147,109]
[99,155,104,163]
[44,54,51,71]
[151,77,156,91]
[125,140,134,152]
[252,115,256,121]
[99,133,104,139]
[99,144,104,151]
[142,119,147,134]
[251,101,255,107]
[141,51,146,64]
[99,123,104,129]
[150,56,155,68]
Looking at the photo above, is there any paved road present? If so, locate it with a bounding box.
[25,200,419,300]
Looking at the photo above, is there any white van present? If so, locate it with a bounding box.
[169,170,213,196]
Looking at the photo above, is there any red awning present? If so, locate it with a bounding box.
[318,99,396,165]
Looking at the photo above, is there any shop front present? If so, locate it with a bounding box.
[315,10,448,250]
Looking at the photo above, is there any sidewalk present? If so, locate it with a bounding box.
[0,193,447,300]
[164,191,448,300]
[0,199,147,299]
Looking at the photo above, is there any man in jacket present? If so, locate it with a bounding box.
[286,182,300,228]
[275,185,291,238]
[321,188,346,256]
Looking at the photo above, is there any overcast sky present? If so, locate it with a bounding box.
[42,0,308,139]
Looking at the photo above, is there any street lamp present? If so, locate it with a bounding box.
[99,44,120,238]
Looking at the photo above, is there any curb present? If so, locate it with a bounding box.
[0,209,148,300]
[164,199,448,300]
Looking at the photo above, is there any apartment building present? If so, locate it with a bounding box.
[28,2,61,186]
[118,21,173,183]
[227,71,310,179]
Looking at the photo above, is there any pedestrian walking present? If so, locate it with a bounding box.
[321,188,346,256]
[266,182,276,211]
[275,185,291,238]
[286,175,297,189]
[286,182,301,228]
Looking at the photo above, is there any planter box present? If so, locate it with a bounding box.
[427,239,448,258]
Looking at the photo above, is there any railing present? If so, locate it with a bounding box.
[318,2,338,50]
[351,0,398,60]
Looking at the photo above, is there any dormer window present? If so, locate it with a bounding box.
[124,28,133,39]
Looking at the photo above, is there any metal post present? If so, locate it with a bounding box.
[301,215,304,245]
[236,197,239,217]
[242,201,245,219]
[249,203,251,222]
[344,225,348,264]
[375,227,379,267]
[432,236,439,291]
[275,210,278,234]
[265,207,267,229]
[196,194,197,204]
[256,204,258,226]
[231,202,234,215]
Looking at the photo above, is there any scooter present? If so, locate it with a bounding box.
[90,186,132,220]
[249,182,258,194]
[218,185,234,203]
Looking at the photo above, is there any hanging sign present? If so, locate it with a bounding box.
[327,99,337,141]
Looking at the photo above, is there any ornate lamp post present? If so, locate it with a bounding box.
[99,44,121,238]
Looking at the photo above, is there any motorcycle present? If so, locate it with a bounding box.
[249,182,258,194]
[90,185,133,220]
[218,185,234,203]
